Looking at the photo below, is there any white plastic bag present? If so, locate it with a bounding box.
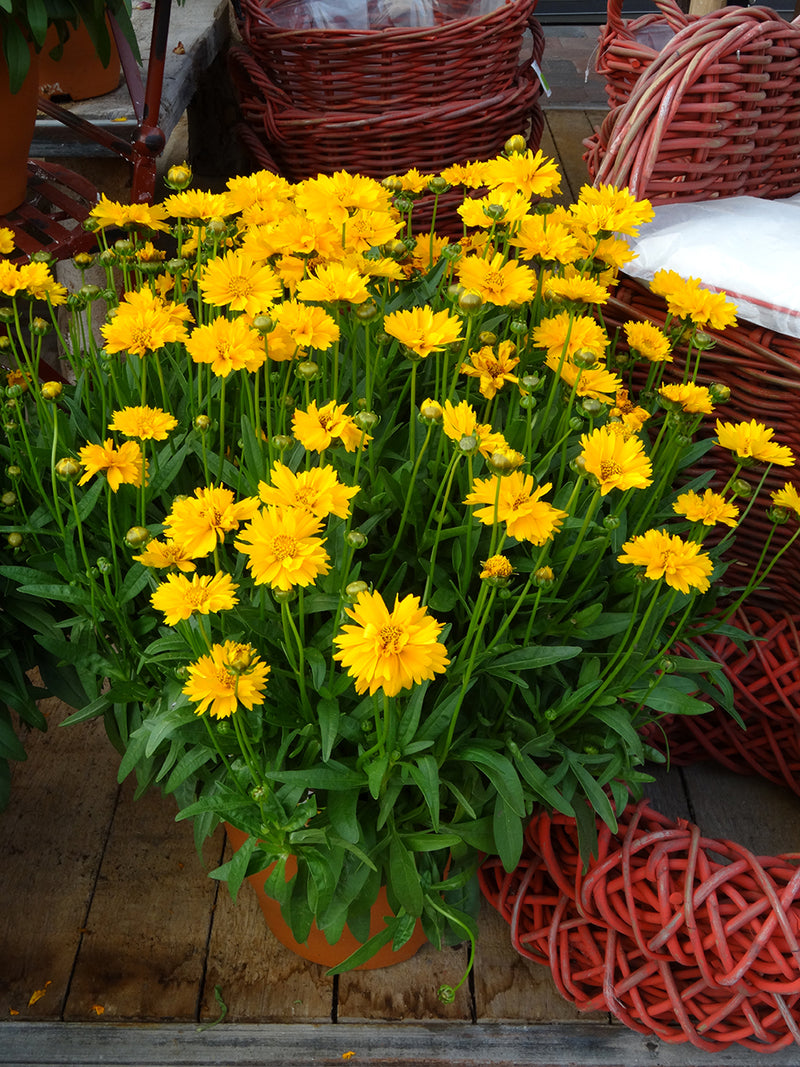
[371,0,436,27]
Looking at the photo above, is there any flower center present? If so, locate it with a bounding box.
[600,461,622,480]
[511,493,529,511]
[214,667,236,691]
[227,278,252,299]
[378,623,405,655]
[272,533,298,560]
[485,270,504,290]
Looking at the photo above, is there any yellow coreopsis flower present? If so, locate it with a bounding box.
[225,170,293,214]
[439,160,490,188]
[442,399,478,443]
[457,251,535,306]
[258,463,358,520]
[544,271,609,307]
[771,482,800,518]
[294,171,393,227]
[186,315,266,377]
[164,486,260,559]
[624,320,672,363]
[0,261,24,297]
[235,507,331,591]
[464,472,567,545]
[398,167,435,193]
[0,227,14,255]
[183,640,270,719]
[77,439,146,492]
[133,537,196,572]
[659,382,714,415]
[88,194,171,232]
[101,288,192,355]
[482,148,562,199]
[457,191,533,230]
[571,184,655,237]
[461,341,519,399]
[271,300,340,352]
[610,389,650,433]
[532,311,608,363]
[332,589,449,697]
[151,572,239,625]
[674,489,739,527]
[650,270,738,330]
[547,358,621,404]
[295,263,371,305]
[580,425,653,495]
[162,189,235,220]
[618,528,714,594]
[715,419,795,467]
[480,554,515,583]
[292,400,369,453]
[345,208,403,252]
[199,250,283,317]
[383,306,463,359]
[16,262,68,305]
[411,232,453,272]
[109,406,178,441]
[508,214,582,265]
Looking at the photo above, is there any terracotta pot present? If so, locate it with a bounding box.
[39,20,121,101]
[0,48,39,214]
[225,823,427,969]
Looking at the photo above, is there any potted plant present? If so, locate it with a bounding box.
[0,0,137,210]
[1,141,797,986]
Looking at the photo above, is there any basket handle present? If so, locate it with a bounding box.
[606,0,691,38]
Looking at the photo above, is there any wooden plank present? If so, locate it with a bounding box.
[201,848,334,1023]
[473,899,593,1023]
[542,110,598,203]
[0,697,120,1021]
[3,1019,798,1066]
[63,780,221,1022]
[336,940,472,1022]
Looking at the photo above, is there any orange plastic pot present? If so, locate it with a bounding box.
[0,47,38,214]
[39,20,121,101]
[225,823,427,969]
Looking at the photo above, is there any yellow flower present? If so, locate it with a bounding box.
[0,227,14,255]
[258,463,358,520]
[624,320,672,363]
[650,270,738,330]
[295,263,371,305]
[659,382,714,415]
[480,555,515,582]
[442,400,478,443]
[532,311,608,363]
[292,400,369,453]
[109,406,178,441]
[508,214,581,265]
[544,272,609,307]
[151,572,239,625]
[383,306,463,359]
[0,260,24,297]
[439,160,490,188]
[164,486,260,559]
[548,358,621,404]
[571,184,654,237]
[464,472,567,545]
[294,171,392,227]
[225,170,293,214]
[461,341,519,399]
[101,289,192,355]
[457,252,535,306]
[235,507,331,591]
[88,195,171,232]
[332,589,449,697]
[618,529,713,594]
[398,167,435,193]
[610,389,650,433]
[199,251,282,317]
[482,149,562,199]
[77,439,146,492]
[16,262,68,305]
[411,232,453,273]
[133,538,197,572]
[771,482,800,518]
[345,208,403,252]
[580,426,653,495]
[186,316,266,377]
[162,189,235,220]
[271,300,340,352]
[673,489,739,527]
[715,419,795,467]
[457,190,532,230]
[183,640,270,719]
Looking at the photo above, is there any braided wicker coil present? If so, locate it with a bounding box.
[595,0,689,110]
[227,40,544,188]
[235,0,540,112]
[586,4,800,203]
[480,795,800,1052]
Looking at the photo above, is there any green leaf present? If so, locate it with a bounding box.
[226,834,258,903]
[629,678,710,717]
[144,706,197,757]
[388,832,423,917]
[326,788,360,844]
[493,795,524,872]
[566,756,617,832]
[0,712,26,761]
[407,755,440,831]
[486,645,582,674]
[324,922,395,975]
[456,745,525,817]
[317,696,339,763]
[264,762,363,791]
[306,647,327,693]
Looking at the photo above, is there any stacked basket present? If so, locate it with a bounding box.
[228,0,545,223]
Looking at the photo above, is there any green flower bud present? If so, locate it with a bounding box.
[504,134,527,155]
[273,587,297,603]
[603,514,621,530]
[457,434,479,454]
[96,556,113,574]
[345,530,367,549]
[295,360,319,381]
[534,566,555,590]
[272,434,293,451]
[428,175,449,194]
[579,397,604,417]
[79,284,102,302]
[30,318,51,337]
[354,410,379,432]
[572,349,598,370]
[478,331,498,347]
[165,162,193,190]
[250,784,268,803]
[5,384,23,399]
[6,532,23,549]
[73,251,96,269]
[1,491,16,508]
[438,985,456,1004]
[768,505,790,525]
[458,290,483,314]
[521,373,544,392]
[99,248,117,267]
[345,580,369,600]
[356,300,378,322]
[6,465,22,478]
[519,394,536,410]
[55,457,82,481]
[41,380,62,401]
[194,414,212,433]
[124,526,151,549]
[709,382,731,403]
[166,257,189,275]
[114,239,133,256]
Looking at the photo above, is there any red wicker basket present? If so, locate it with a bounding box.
[595,0,689,110]
[227,40,544,186]
[235,0,541,112]
[586,5,800,203]
[480,798,800,1052]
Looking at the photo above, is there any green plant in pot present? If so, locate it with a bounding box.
[2,141,799,985]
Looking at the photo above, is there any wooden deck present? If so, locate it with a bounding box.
[4,109,800,1066]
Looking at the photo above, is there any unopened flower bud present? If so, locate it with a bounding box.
[73,251,95,269]
[194,414,212,433]
[295,360,319,381]
[521,373,544,392]
[124,526,151,548]
[381,176,403,194]
[438,985,456,1005]
[6,532,23,549]
[166,257,188,275]
[354,410,379,432]
[603,514,621,530]
[30,318,50,337]
[206,217,227,238]
[570,454,588,476]
[504,134,527,155]
[419,398,443,422]
[480,554,514,586]
[99,248,117,266]
[572,349,598,370]
[345,530,367,549]
[483,203,506,221]
[1,491,16,508]
[41,381,62,401]
[487,449,524,475]
[96,556,113,574]
[273,587,297,603]
[79,284,102,302]
[534,566,555,589]
[393,196,413,214]
[165,161,192,190]
[428,175,449,194]
[519,394,536,410]
[579,396,604,417]
[272,434,293,451]
[345,580,369,600]
[356,300,378,322]
[55,457,82,481]
[250,784,268,802]
[458,434,479,454]
[6,465,22,478]
[114,239,133,256]
[768,505,790,525]
[0,336,12,352]
[458,290,483,314]
[5,384,23,399]
[693,331,714,350]
[709,382,731,403]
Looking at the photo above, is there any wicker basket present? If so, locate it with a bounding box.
[227,40,544,185]
[586,5,800,203]
[595,0,688,110]
[235,0,541,112]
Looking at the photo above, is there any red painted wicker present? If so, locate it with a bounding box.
[480,801,800,1052]
[595,0,688,110]
[235,0,541,113]
[586,5,800,203]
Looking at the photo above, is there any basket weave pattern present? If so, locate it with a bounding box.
[595,0,688,110]
[480,798,800,1052]
[586,4,800,203]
